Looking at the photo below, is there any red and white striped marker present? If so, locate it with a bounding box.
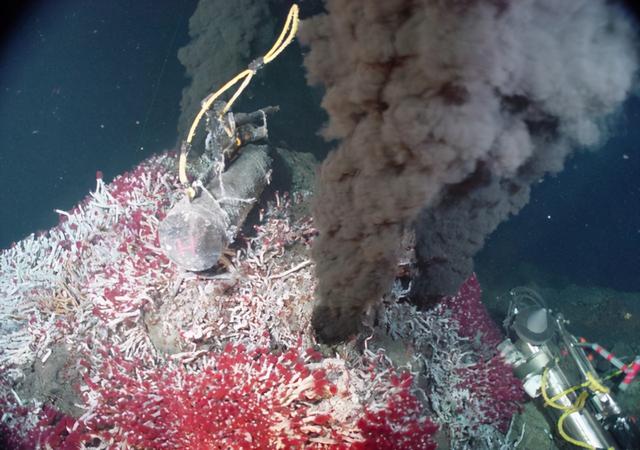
[577,340,640,391]
[619,357,640,392]
[577,340,626,370]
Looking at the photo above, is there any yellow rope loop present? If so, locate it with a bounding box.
[186,69,254,145]
[541,367,569,410]
[542,367,615,450]
[263,4,299,63]
[585,372,609,394]
[179,152,189,184]
[178,4,299,193]
[220,4,299,115]
[220,70,256,115]
[557,391,595,449]
[542,367,610,410]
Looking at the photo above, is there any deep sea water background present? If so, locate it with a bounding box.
[0,0,197,246]
[476,95,640,294]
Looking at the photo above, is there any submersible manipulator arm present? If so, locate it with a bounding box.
[158,4,299,272]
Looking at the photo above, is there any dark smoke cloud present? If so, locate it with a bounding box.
[301,0,638,342]
[176,0,274,143]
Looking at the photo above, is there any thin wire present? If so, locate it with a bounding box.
[135,3,186,153]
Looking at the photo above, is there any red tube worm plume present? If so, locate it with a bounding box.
[80,344,438,449]
[354,372,438,450]
[438,274,525,432]
[0,385,87,450]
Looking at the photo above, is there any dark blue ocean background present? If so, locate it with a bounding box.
[476,96,640,294]
[0,0,198,247]
[1,0,639,299]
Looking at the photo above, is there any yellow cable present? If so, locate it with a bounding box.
[541,367,614,450]
[585,371,609,394]
[179,152,189,184]
[263,4,299,63]
[548,382,583,407]
[186,69,253,145]
[541,367,569,410]
[219,4,299,115]
[557,391,595,450]
[542,367,610,409]
[178,4,299,193]
[263,6,294,60]
[220,69,255,115]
